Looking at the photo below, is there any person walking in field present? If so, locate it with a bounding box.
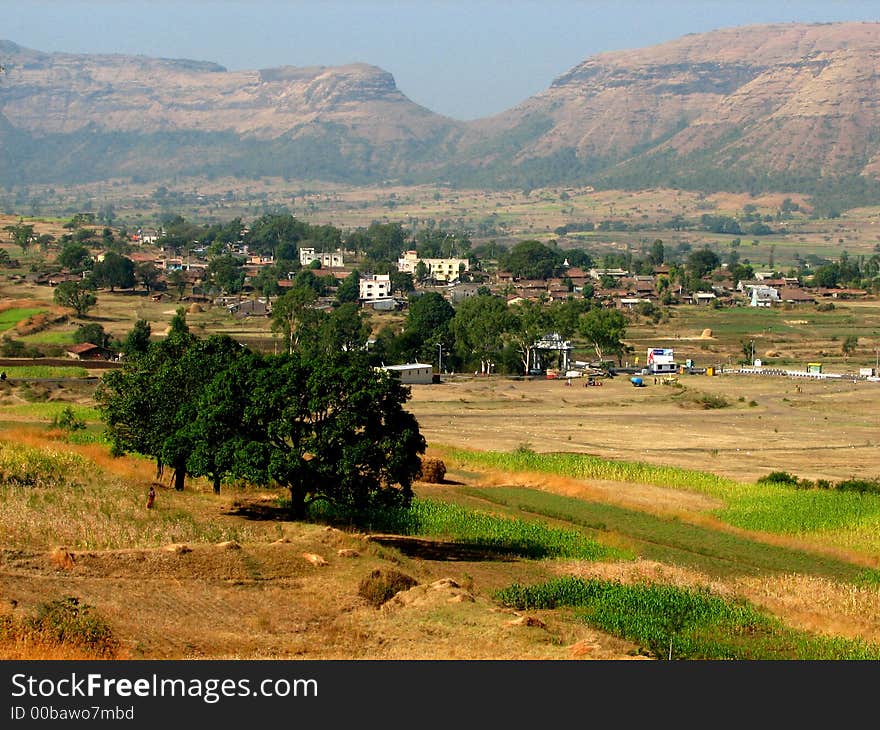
[146,485,156,509]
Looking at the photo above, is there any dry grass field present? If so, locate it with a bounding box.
[2,364,880,660]
[408,373,880,484]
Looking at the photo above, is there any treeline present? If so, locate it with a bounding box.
[97,312,425,515]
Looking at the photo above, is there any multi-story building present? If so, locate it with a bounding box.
[397,250,469,283]
[359,274,391,301]
[299,247,344,268]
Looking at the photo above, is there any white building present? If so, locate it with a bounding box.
[381,363,434,385]
[359,274,391,301]
[647,347,678,375]
[588,268,629,281]
[299,247,344,268]
[750,286,780,307]
[397,250,469,283]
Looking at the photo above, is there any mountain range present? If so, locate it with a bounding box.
[1,22,879,202]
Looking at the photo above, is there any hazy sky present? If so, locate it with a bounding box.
[3,1,879,120]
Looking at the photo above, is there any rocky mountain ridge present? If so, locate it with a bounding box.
[1,23,879,199]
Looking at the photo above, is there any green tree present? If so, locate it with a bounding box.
[390,270,414,295]
[335,270,361,304]
[58,243,93,273]
[244,351,425,518]
[251,265,282,300]
[135,262,162,293]
[500,240,563,280]
[53,280,97,317]
[842,335,858,360]
[450,294,513,374]
[207,254,245,295]
[686,248,721,280]
[319,301,370,355]
[812,263,840,288]
[91,251,135,292]
[96,325,197,490]
[648,239,665,266]
[578,307,628,364]
[270,286,326,354]
[73,322,110,348]
[122,319,152,358]
[414,260,429,283]
[162,336,256,493]
[3,220,35,253]
[167,269,188,300]
[507,299,550,374]
[406,292,455,339]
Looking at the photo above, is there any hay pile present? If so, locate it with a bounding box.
[417,457,446,483]
[700,328,713,339]
[187,303,203,314]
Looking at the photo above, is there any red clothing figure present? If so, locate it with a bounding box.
[146,485,156,509]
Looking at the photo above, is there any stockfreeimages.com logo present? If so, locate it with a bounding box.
[11,672,318,705]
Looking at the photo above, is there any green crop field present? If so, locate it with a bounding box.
[311,497,627,561]
[0,403,102,422]
[20,329,77,345]
[445,447,880,558]
[0,308,45,332]
[0,366,90,378]
[496,577,880,659]
[454,485,878,583]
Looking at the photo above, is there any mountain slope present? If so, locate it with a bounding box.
[0,40,463,184]
[1,23,880,200]
[448,22,880,194]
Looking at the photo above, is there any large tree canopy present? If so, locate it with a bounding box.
[499,240,564,280]
[578,307,629,364]
[96,332,425,514]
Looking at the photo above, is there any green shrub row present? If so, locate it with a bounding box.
[758,471,880,495]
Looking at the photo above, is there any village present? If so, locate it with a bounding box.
[3,210,869,390]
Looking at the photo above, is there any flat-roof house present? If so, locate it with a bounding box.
[691,291,717,306]
[381,363,434,385]
[359,274,391,302]
[397,250,469,283]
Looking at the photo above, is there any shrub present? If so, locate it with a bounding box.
[358,569,418,607]
[25,596,119,657]
[0,338,41,358]
[757,471,800,487]
[52,406,86,432]
[835,479,880,495]
[697,394,729,409]
[816,302,836,312]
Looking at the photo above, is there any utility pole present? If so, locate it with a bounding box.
[437,342,443,376]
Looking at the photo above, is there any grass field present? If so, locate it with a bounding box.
[0,308,46,332]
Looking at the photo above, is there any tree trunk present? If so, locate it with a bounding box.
[289,488,307,520]
[212,474,221,494]
[173,467,185,491]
